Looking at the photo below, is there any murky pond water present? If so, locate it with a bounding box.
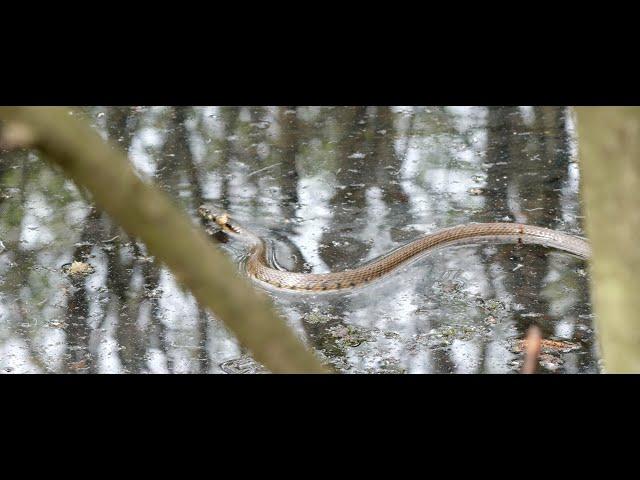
[0,106,596,373]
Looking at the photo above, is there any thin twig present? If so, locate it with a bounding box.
[522,325,542,374]
[247,162,282,178]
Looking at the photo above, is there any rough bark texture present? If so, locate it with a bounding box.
[576,107,640,373]
[0,107,329,373]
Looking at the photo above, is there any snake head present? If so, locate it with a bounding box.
[198,205,241,235]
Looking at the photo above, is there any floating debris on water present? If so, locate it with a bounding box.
[219,356,269,374]
[513,338,581,354]
[327,324,375,347]
[539,354,564,371]
[62,261,95,277]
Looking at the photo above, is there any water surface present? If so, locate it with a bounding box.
[0,106,595,373]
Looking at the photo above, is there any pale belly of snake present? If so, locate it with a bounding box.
[245,223,590,292]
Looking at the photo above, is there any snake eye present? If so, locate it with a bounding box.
[198,206,241,234]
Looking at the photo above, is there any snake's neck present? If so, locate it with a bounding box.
[241,230,270,272]
[245,241,277,280]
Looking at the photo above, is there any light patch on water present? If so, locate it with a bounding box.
[260,185,285,218]
[403,184,438,228]
[443,247,491,297]
[543,256,583,316]
[188,125,208,163]
[544,267,562,284]
[555,320,575,339]
[519,106,535,126]
[445,106,488,133]
[0,297,9,334]
[422,167,482,205]
[392,106,415,116]
[507,181,524,223]
[294,175,333,273]
[0,338,42,373]
[561,162,582,227]
[488,260,516,308]
[450,338,481,373]
[201,171,223,200]
[96,324,122,374]
[169,338,200,374]
[20,191,56,249]
[208,329,241,373]
[454,146,479,165]
[566,108,579,156]
[158,270,199,331]
[360,187,394,261]
[35,328,66,371]
[129,126,163,177]
[146,347,170,374]
[484,340,516,374]
[402,141,487,225]
[229,167,259,204]
[400,141,426,179]
[406,349,433,374]
[65,201,91,228]
[86,250,110,327]
[198,106,222,132]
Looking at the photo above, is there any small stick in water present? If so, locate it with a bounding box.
[522,325,542,374]
[247,162,282,178]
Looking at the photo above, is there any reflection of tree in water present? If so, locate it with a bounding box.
[217,106,240,211]
[302,107,415,369]
[271,106,311,273]
[372,107,411,218]
[155,106,211,372]
[103,107,147,372]
[320,106,371,270]
[63,206,100,373]
[275,106,300,223]
[57,106,181,373]
[301,107,372,366]
[1,153,54,372]
[65,106,217,373]
[0,105,594,373]
[476,106,578,372]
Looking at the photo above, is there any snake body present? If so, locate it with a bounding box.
[199,206,591,292]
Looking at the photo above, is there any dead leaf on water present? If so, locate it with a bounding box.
[62,261,95,277]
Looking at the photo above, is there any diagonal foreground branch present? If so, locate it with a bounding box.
[0,107,328,373]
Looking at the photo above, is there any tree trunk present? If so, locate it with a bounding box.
[575,107,640,372]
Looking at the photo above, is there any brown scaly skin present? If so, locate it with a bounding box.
[198,205,591,293]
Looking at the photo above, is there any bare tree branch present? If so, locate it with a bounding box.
[0,107,329,373]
